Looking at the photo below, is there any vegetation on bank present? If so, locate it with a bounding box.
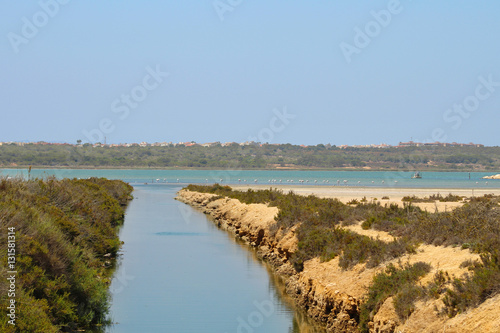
[0,177,133,332]
[359,261,432,331]
[401,193,464,203]
[1,143,500,170]
[184,184,500,328]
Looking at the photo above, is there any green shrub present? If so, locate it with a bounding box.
[443,250,500,317]
[359,262,431,332]
[402,195,435,203]
[439,193,463,202]
[361,216,377,230]
[426,270,451,299]
[0,177,132,331]
[393,283,426,320]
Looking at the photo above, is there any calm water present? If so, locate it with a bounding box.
[106,184,324,332]
[1,168,499,188]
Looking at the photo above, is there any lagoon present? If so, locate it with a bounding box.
[1,168,499,189]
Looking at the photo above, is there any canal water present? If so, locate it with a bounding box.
[106,184,324,332]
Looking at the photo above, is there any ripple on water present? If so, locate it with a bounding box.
[155,231,207,236]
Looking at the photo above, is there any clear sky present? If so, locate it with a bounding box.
[1,0,499,146]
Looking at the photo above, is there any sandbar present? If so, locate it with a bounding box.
[231,185,500,212]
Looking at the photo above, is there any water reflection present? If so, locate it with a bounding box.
[155,231,207,236]
[209,215,327,333]
[107,185,327,332]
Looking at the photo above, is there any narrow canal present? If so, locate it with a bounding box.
[107,184,324,332]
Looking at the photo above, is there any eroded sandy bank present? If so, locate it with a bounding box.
[176,189,499,333]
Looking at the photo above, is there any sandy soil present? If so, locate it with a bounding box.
[343,223,396,242]
[341,221,479,284]
[231,185,500,212]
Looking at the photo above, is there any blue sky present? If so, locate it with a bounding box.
[1,0,499,146]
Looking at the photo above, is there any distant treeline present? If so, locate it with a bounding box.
[0,177,133,332]
[1,143,499,170]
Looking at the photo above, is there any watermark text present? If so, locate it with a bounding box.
[6,227,17,326]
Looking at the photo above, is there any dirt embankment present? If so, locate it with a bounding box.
[176,189,499,333]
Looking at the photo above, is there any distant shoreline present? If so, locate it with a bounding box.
[2,144,499,171]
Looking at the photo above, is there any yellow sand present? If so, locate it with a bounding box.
[231,185,500,212]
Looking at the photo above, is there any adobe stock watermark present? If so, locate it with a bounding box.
[6,227,17,326]
[178,202,195,225]
[386,74,498,183]
[207,106,296,185]
[438,74,499,135]
[247,107,296,144]
[227,299,274,333]
[178,105,297,226]
[339,0,405,64]
[83,65,169,143]
[7,0,71,54]
[213,0,243,22]
[109,267,135,294]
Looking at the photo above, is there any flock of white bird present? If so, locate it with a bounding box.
[147,178,493,186]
